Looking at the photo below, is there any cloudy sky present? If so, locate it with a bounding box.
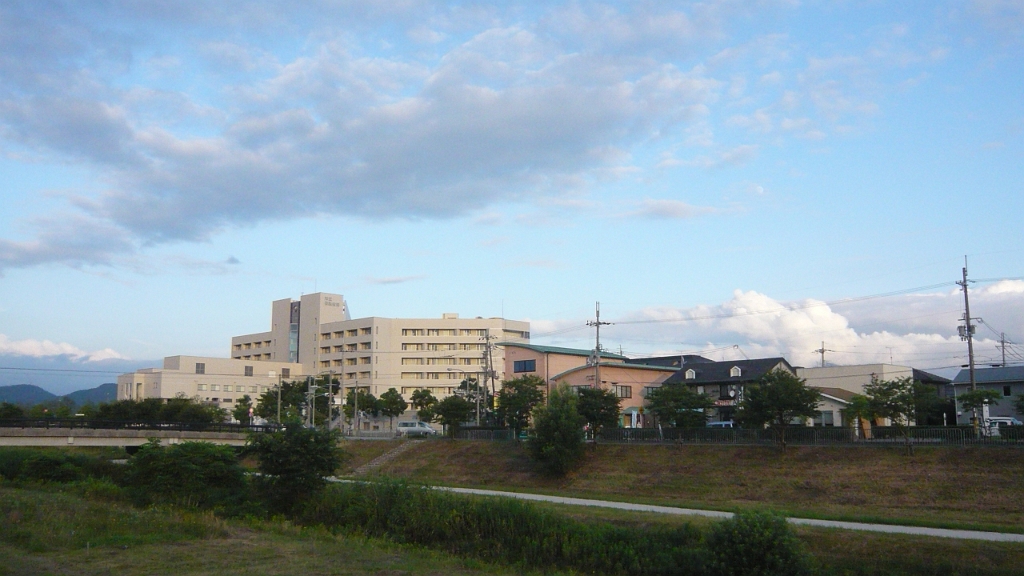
[1,1,1023,394]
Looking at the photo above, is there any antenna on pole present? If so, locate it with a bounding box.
[587,302,612,389]
[812,341,835,367]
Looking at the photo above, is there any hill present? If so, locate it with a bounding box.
[0,384,57,406]
[0,383,117,407]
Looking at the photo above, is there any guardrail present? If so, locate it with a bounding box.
[0,418,279,434]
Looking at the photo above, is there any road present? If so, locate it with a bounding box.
[431,486,1024,543]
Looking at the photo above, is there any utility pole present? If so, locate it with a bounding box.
[587,302,612,390]
[481,329,498,401]
[812,341,834,367]
[1000,333,1007,367]
[957,258,978,429]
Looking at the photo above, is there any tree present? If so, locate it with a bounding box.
[255,380,305,423]
[232,395,254,424]
[0,402,25,419]
[735,369,821,451]
[842,394,873,440]
[576,387,621,440]
[528,385,586,476]
[455,377,491,424]
[246,423,345,514]
[959,389,1002,431]
[645,384,714,428]
[433,395,474,437]
[410,389,438,423]
[911,381,944,425]
[863,376,917,454]
[378,388,409,430]
[344,388,379,421]
[496,375,545,436]
[1015,394,1024,417]
[123,440,248,509]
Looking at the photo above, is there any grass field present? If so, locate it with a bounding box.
[0,485,551,576]
[352,439,1024,532]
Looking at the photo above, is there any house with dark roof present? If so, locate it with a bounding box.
[660,356,796,423]
[951,366,1024,424]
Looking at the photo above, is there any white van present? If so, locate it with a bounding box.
[396,421,438,437]
[707,421,736,429]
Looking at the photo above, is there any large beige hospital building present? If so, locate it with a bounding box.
[230,293,530,398]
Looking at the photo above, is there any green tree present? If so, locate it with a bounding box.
[0,402,25,419]
[842,394,873,440]
[378,388,409,430]
[576,387,620,440]
[433,395,474,437]
[735,369,821,451]
[255,380,305,423]
[232,395,254,424]
[246,423,345,514]
[705,510,811,576]
[344,388,379,421]
[959,389,1002,434]
[645,383,714,428]
[863,376,918,454]
[496,375,545,436]
[1015,394,1024,416]
[528,385,586,476]
[410,388,438,423]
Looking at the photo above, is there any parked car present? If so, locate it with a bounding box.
[986,417,1023,427]
[396,421,438,437]
[707,420,735,429]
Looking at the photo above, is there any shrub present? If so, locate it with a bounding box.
[528,384,586,476]
[246,424,345,514]
[122,440,248,509]
[705,510,811,576]
[301,480,708,576]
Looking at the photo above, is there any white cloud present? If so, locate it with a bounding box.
[625,199,717,220]
[0,334,126,362]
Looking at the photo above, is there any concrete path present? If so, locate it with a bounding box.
[432,486,1024,543]
[352,440,423,476]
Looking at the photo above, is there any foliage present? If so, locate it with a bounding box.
[0,402,25,418]
[455,377,492,423]
[232,394,254,424]
[735,370,821,450]
[94,396,225,423]
[378,388,409,429]
[433,394,474,437]
[123,440,248,509]
[255,377,339,425]
[863,376,919,453]
[577,386,621,439]
[246,424,345,514]
[301,479,708,576]
[410,388,438,422]
[958,388,1001,414]
[705,510,811,576]
[842,394,872,439]
[0,448,120,484]
[911,382,945,425]
[343,388,379,421]
[646,384,714,428]
[496,375,545,435]
[529,385,587,476]
[1016,394,1024,416]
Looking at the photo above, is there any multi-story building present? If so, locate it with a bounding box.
[117,356,304,410]
[231,293,530,399]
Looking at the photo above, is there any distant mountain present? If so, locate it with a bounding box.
[0,383,118,408]
[0,384,58,406]
[64,383,118,406]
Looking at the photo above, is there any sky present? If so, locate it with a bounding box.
[1,0,1023,395]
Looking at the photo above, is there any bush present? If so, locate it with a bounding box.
[246,424,344,514]
[528,384,586,476]
[122,440,248,510]
[301,480,708,576]
[0,448,121,485]
[705,511,811,576]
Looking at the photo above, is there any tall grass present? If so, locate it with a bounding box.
[302,480,710,575]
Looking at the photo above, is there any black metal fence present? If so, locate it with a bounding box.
[0,418,278,434]
[596,426,1024,447]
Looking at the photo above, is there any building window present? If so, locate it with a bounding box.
[513,359,537,373]
[245,365,254,377]
[347,329,358,337]
[320,361,330,368]
[211,385,220,392]
[1004,385,1012,397]
[359,357,371,364]
[570,385,592,394]
[360,328,372,335]
[281,368,290,378]
[402,343,424,351]
[402,358,425,365]
[401,372,424,379]
[614,385,632,399]
[643,386,659,397]
[196,363,206,375]
[685,369,695,379]
[197,384,207,391]
[360,342,371,350]
[730,366,742,378]
[402,329,425,336]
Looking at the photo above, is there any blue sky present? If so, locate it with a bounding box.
[1,1,1023,394]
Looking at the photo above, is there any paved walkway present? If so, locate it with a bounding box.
[432,486,1024,543]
